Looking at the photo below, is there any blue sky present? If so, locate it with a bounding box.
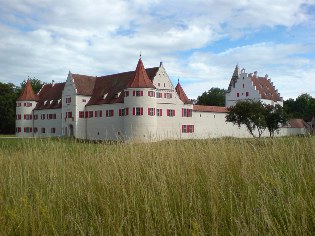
[0,0,315,100]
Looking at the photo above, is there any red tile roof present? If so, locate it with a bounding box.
[72,74,96,96]
[250,75,282,102]
[193,105,227,113]
[175,82,191,104]
[17,80,39,101]
[87,67,159,106]
[34,83,65,110]
[129,58,155,88]
[288,119,305,128]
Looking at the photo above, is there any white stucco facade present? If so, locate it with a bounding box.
[16,62,306,141]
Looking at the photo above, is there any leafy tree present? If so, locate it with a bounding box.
[197,87,226,106]
[284,93,315,121]
[0,82,18,134]
[264,104,287,137]
[226,100,266,137]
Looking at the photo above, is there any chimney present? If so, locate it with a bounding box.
[265,74,268,78]
[52,80,55,87]
[160,62,163,67]
[254,71,258,77]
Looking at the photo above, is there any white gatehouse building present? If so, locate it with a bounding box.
[15,58,307,141]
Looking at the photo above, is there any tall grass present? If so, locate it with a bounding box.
[0,136,314,235]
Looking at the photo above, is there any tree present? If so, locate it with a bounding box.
[284,93,315,121]
[226,100,266,137]
[197,87,226,106]
[264,104,287,137]
[0,82,18,134]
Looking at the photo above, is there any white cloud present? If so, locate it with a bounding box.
[0,0,314,100]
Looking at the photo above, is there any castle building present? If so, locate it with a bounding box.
[226,65,283,107]
[16,59,306,141]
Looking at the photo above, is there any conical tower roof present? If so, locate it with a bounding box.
[129,58,155,88]
[17,80,39,101]
[175,82,191,104]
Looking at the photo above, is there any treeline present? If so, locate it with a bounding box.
[197,88,315,121]
[0,79,44,134]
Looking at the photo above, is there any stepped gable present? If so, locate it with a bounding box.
[175,82,191,104]
[250,75,281,102]
[129,58,155,88]
[193,105,227,113]
[34,82,65,110]
[17,80,39,101]
[227,65,239,92]
[71,74,96,96]
[288,119,305,128]
[87,66,159,106]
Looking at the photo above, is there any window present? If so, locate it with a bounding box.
[24,114,32,120]
[156,109,162,116]
[79,111,84,118]
[164,83,166,87]
[24,102,32,107]
[133,90,143,97]
[182,125,194,133]
[106,109,114,117]
[164,93,172,99]
[82,99,86,102]
[156,92,162,98]
[246,92,249,97]
[41,128,46,133]
[16,127,21,133]
[119,108,129,116]
[148,91,155,97]
[95,110,102,117]
[34,127,38,133]
[41,114,46,120]
[158,83,160,87]
[51,128,56,134]
[167,109,175,117]
[148,108,155,116]
[125,91,129,97]
[237,93,240,97]
[34,114,38,120]
[16,114,21,120]
[67,112,73,118]
[88,111,93,118]
[133,107,143,116]
[17,102,21,107]
[24,127,32,133]
[66,97,71,103]
[182,108,192,117]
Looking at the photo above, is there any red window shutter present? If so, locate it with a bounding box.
[133,108,135,116]
[30,115,32,120]
[140,108,143,115]
[164,93,166,98]
[192,125,194,132]
[30,103,32,107]
[148,108,150,115]
[167,109,170,116]
[119,109,122,116]
[30,127,32,132]
[140,91,143,96]
[95,111,97,117]
[100,111,102,117]
[182,108,184,117]
[133,91,135,96]
[154,108,155,116]
[24,103,26,106]
[170,94,172,98]
[106,110,108,117]
[24,114,26,119]
[85,111,88,118]
[160,109,162,116]
[173,110,175,116]
[148,91,150,96]
[182,125,184,132]
[24,127,26,132]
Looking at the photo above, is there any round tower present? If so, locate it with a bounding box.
[123,58,157,141]
[16,80,39,137]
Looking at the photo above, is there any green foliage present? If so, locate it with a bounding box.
[0,82,18,134]
[284,93,315,121]
[226,100,267,137]
[264,104,287,137]
[0,137,315,235]
[226,101,287,137]
[196,87,226,106]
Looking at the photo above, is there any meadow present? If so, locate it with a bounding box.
[0,136,314,235]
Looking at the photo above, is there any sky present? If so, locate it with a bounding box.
[0,0,315,100]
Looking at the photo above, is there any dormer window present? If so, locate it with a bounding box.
[103,93,108,99]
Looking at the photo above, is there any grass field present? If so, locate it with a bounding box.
[0,136,314,235]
